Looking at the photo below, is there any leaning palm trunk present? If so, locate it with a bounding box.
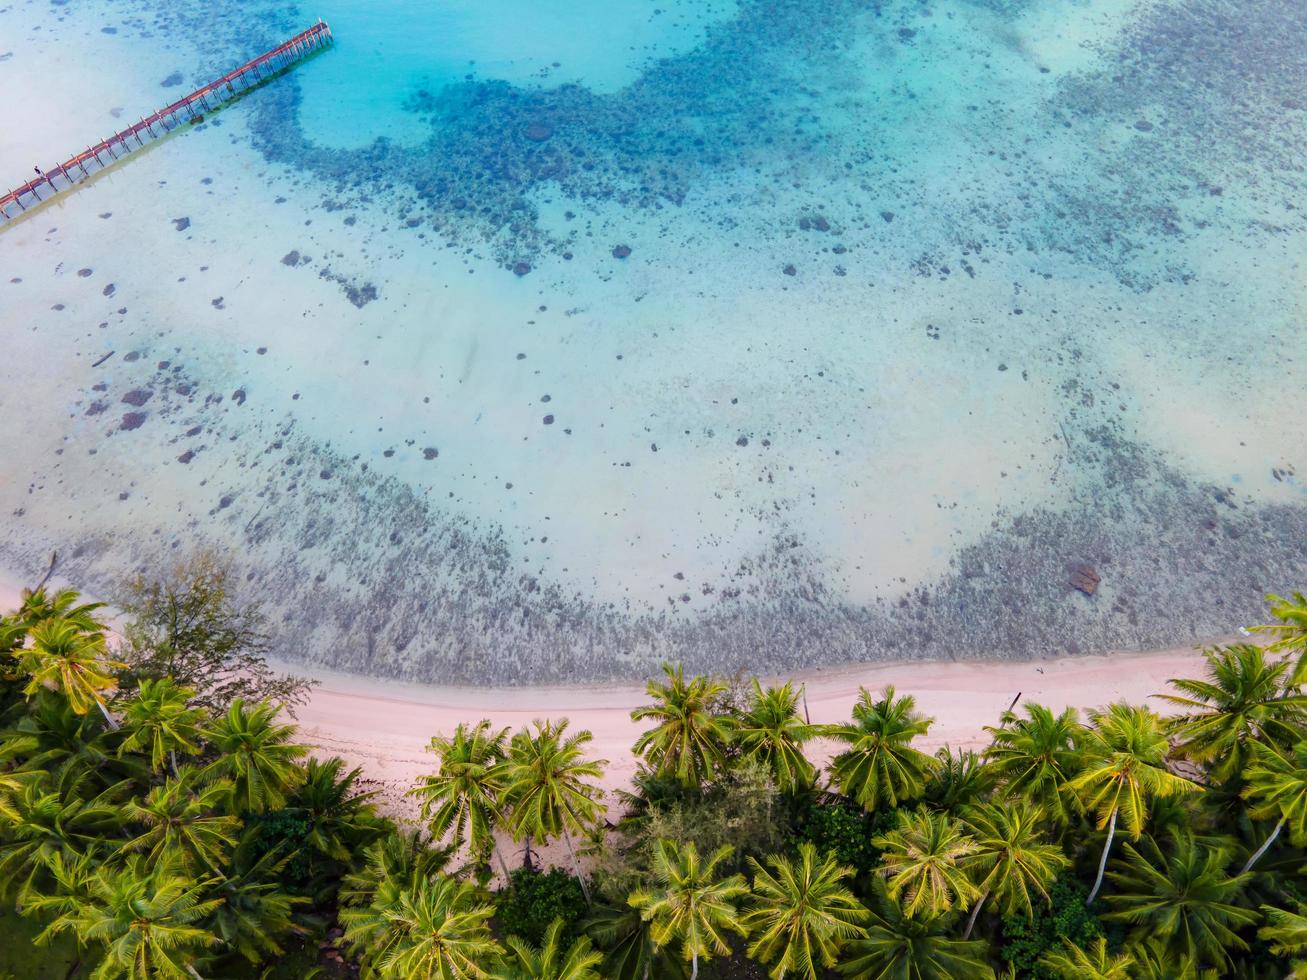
[95,698,119,731]
[561,826,592,905]
[964,891,988,939]
[1086,807,1117,905]
[691,949,699,980]
[1242,817,1286,873]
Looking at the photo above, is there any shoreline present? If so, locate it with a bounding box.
[0,566,1224,818]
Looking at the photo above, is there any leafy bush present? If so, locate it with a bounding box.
[495,867,588,946]
[999,876,1106,978]
[789,795,881,875]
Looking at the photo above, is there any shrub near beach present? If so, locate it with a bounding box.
[2,577,1307,977]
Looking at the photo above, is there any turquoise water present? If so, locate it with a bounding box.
[0,0,1304,683]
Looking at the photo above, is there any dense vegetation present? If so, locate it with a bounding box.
[3,564,1307,978]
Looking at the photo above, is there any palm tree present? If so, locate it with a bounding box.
[504,917,603,979]
[340,827,452,919]
[872,809,979,919]
[631,664,734,790]
[628,839,749,980]
[959,801,1069,938]
[199,698,308,813]
[1256,591,1307,683]
[1259,903,1307,972]
[1,690,130,796]
[501,720,606,902]
[838,881,994,980]
[923,746,993,813]
[742,842,867,979]
[289,756,383,884]
[1038,937,1134,980]
[827,686,935,811]
[983,702,1083,826]
[1156,644,1307,784]
[207,840,309,965]
[20,619,125,729]
[408,720,512,877]
[342,873,502,979]
[38,853,221,980]
[583,903,677,980]
[0,776,126,903]
[1066,702,1199,904]
[734,680,823,793]
[124,769,240,874]
[1239,739,1307,872]
[118,678,206,776]
[10,586,107,634]
[1103,833,1256,971]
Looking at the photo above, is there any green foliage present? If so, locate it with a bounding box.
[789,794,882,875]
[496,867,589,947]
[999,876,1105,979]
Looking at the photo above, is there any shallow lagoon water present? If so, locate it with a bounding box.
[0,0,1304,683]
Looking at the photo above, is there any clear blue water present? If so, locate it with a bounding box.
[0,0,1304,683]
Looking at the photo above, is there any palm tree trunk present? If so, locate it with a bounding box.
[691,949,698,980]
[1086,807,1117,905]
[95,698,119,730]
[561,825,592,905]
[1242,817,1286,873]
[170,748,179,778]
[964,890,988,939]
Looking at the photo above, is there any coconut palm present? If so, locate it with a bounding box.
[838,881,994,980]
[628,839,749,980]
[10,586,107,634]
[1156,644,1307,784]
[38,853,221,980]
[408,720,512,876]
[1256,591,1307,683]
[983,702,1084,826]
[1066,702,1199,904]
[1259,903,1307,971]
[0,777,126,903]
[1038,937,1134,980]
[923,746,993,814]
[0,690,129,796]
[828,686,935,811]
[288,756,382,884]
[199,698,308,813]
[959,801,1069,938]
[501,720,606,902]
[631,664,734,790]
[873,809,979,919]
[504,917,603,980]
[583,903,680,980]
[1103,833,1255,971]
[742,842,868,979]
[342,872,502,979]
[340,827,452,920]
[207,840,309,965]
[118,678,206,776]
[734,680,823,793]
[20,619,125,729]
[124,768,240,874]
[1239,739,1307,872]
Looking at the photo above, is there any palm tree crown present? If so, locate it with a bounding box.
[734,680,823,793]
[873,809,979,919]
[631,664,734,789]
[1156,644,1307,784]
[828,686,936,811]
[504,917,604,980]
[408,720,509,871]
[200,698,308,813]
[743,842,868,979]
[628,839,749,980]
[960,801,1069,936]
[20,619,125,723]
[983,702,1083,826]
[118,678,207,775]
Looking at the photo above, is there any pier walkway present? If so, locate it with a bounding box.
[0,20,332,225]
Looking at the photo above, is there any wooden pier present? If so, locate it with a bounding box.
[0,20,333,225]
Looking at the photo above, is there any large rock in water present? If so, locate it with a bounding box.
[1070,564,1101,596]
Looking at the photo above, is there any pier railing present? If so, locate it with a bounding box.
[0,20,333,225]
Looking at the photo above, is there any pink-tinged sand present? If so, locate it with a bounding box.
[0,569,1216,820]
